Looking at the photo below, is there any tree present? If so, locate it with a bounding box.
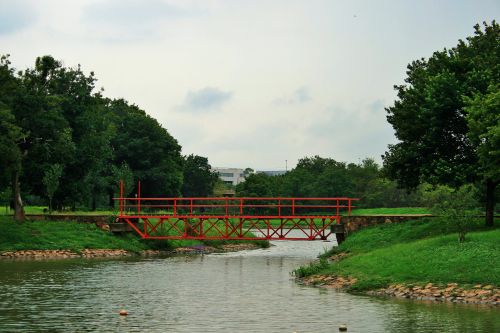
[281,156,353,197]
[243,168,254,177]
[181,154,218,197]
[464,85,500,226]
[0,107,22,192]
[109,99,184,197]
[43,164,63,213]
[110,162,134,207]
[431,185,480,243]
[236,173,275,197]
[0,55,25,221]
[1,55,186,212]
[383,21,499,226]
[14,56,78,210]
[77,104,115,210]
[0,107,24,220]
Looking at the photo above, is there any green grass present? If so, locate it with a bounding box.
[0,216,148,253]
[295,217,500,290]
[349,207,431,215]
[324,217,489,255]
[0,206,117,215]
[1,206,432,217]
[0,216,269,253]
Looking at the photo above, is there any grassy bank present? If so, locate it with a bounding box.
[349,207,431,215]
[294,217,500,290]
[0,216,147,253]
[1,206,431,217]
[0,216,269,254]
[0,206,117,215]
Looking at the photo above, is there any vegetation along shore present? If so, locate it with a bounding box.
[0,216,269,259]
[294,216,500,306]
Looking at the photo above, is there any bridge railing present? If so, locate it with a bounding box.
[116,181,359,218]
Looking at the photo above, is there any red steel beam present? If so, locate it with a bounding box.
[115,181,356,241]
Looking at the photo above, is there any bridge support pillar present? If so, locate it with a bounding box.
[331,223,346,245]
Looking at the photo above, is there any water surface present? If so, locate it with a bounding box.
[0,236,498,332]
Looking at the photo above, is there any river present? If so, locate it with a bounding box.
[0,236,499,332]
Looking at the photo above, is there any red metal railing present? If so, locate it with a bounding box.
[115,181,359,241]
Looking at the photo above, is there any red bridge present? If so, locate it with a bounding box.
[115,181,358,241]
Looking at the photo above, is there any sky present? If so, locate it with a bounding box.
[1,0,499,170]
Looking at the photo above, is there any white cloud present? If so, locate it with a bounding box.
[1,0,499,170]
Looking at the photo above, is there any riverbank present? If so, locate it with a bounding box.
[295,217,500,306]
[0,216,268,258]
[0,243,260,259]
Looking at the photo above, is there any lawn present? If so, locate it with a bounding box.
[294,216,500,290]
[349,207,431,215]
[0,216,147,253]
[0,216,269,253]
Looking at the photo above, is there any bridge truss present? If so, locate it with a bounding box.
[115,181,358,241]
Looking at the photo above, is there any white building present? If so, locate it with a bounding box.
[212,167,246,186]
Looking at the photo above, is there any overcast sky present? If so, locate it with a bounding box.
[1,0,498,170]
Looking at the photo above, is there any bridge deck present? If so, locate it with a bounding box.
[115,181,358,241]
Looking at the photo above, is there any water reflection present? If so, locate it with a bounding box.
[0,239,498,332]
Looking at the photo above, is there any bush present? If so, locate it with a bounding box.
[431,184,481,242]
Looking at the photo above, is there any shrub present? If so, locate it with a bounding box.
[431,185,481,242]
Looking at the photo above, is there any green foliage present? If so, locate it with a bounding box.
[182,154,219,197]
[431,185,481,242]
[296,217,500,288]
[0,216,148,253]
[294,258,329,278]
[236,156,432,208]
[42,164,63,213]
[464,85,500,182]
[111,162,134,198]
[236,172,279,197]
[361,178,422,208]
[0,55,23,189]
[0,55,186,212]
[383,21,499,225]
[349,207,431,215]
[0,107,23,187]
[109,99,183,198]
[332,231,500,287]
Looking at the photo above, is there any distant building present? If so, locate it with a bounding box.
[257,170,287,176]
[212,167,246,186]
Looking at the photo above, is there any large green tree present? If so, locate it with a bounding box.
[0,55,25,220]
[181,154,218,197]
[2,55,187,214]
[281,156,354,197]
[383,21,499,226]
[236,173,278,197]
[109,99,184,197]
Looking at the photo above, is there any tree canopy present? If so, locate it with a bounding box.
[383,21,499,225]
[182,154,219,197]
[0,55,192,217]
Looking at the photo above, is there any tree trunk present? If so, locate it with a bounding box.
[485,179,497,227]
[92,195,97,211]
[12,171,25,222]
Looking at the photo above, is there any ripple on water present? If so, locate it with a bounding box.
[0,236,499,332]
